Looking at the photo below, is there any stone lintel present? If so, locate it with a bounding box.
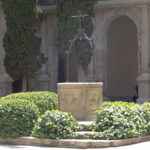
[58,82,103,89]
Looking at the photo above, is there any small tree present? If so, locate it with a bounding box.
[2,0,46,91]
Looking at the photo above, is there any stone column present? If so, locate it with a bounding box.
[33,17,50,91]
[137,5,150,102]
[47,15,58,91]
[34,13,58,91]
[0,5,12,96]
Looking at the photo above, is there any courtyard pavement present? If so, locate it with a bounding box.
[1,141,150,150]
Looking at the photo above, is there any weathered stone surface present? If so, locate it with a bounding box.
[1,136,150,149]
[58,82,103,121]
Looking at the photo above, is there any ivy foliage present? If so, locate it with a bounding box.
[1,0,46,86]
[1,0,98,82]
[32,110,78,139]
[95,102,150,140]
[0,99,39,138]
[1,91,58,115]
[57,0,98,72]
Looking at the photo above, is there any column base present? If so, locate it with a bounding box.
[136,98,147,104]
[137,73,150,102]
[0,73,12,96]
[32,73,50,91]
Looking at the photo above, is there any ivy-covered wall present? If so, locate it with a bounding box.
[0,0,99,91]
[57,0,98,72]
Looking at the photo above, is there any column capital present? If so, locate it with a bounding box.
[137,72,150,82]
[137,73,150,101]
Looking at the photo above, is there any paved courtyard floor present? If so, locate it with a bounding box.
[1,141,150,150]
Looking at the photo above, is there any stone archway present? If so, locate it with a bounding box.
[105,16,138,100]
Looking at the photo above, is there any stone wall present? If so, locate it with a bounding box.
[93,0,150,100]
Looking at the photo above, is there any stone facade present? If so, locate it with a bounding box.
[93,0,150,101]
[1,0,150,101]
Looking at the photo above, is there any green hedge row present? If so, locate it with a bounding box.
[0,91,59,138]
[95,102,150,140]
[0,99,38,138]
[1,92,150,140]
[32,110,78,139]
[1,91,58,115]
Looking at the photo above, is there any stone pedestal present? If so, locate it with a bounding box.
[58,82,103,121]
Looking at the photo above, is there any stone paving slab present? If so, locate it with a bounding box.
[1,141,150,150]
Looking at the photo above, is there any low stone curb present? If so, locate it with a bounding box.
[0,136,150,149]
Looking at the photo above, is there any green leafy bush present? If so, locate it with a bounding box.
[1,91,58,115]
[0,99,39,138]
[95,102,150,140]
[32,110,78,139]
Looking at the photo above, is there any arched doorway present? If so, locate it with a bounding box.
[105,16,138,101]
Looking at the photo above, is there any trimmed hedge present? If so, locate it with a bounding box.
[0,99,39,138]
[32,110,78,139]
[1,91,58,115]
[95,102,150,140]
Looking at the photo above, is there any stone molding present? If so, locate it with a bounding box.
[95,0,150,9]
[0,136,150,148]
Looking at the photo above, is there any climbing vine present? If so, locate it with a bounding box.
[1,0,46,90]
[0,0,98,86]
[57,0,98,72]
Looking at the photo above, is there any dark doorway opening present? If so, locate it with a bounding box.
[12,79,23,93]
[58,55,66,82]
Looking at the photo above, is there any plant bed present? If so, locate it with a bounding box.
[1,100,150,148]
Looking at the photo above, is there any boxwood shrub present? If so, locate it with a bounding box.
[0,99,39,138]
[32,110,78,139]
[1,91,58,115]
[95,102,150,140]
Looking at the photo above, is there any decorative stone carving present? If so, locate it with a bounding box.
[58,82,103,121]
